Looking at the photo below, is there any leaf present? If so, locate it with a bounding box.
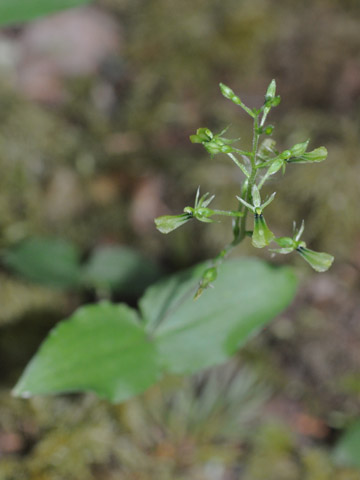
[2,237,82,288]
[141,258,297,374]
[82,245,162,296]
[0,0,91,27]
[13,258,297,403]
[13,302,160,403]
[333,420,360,469]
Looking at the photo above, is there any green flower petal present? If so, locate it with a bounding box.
[272,237,296,254]
[154,213,192,234]
[296,247,334,272]
[252,214,275,248]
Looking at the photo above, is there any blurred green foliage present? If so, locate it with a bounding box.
[0,0,90,26]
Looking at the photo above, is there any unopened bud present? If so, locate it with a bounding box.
[219,83,242,105]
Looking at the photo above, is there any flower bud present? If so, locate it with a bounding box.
[202,267,218,286]
[265,79,276,99]
[194,266,218,300]
[264,125,275,135]
[219,83,242,105]
[190,128,213,144]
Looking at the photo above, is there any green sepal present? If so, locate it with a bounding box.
[264,96,281,108]
[267,158,284,176]
[190,128,213,144]
[265,79,276,99]
[154,213,192,234]
[189,134,203,144]
[290,140,309,157]
[296,247,334,272]
[205,143,235,155]
[193,207,215,223]
[191,126,240,157]
[251,184,261,208]
[264,79,281,106]
[252,214,275,248]
[279,150,291,160]
[272,237,296,254]
[262,80,280,121]
[256,124,274,135]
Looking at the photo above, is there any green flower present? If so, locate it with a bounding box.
[236,184,276,248]
[154,188,217,234]
[272,221,334,272]
[190,127,240,157]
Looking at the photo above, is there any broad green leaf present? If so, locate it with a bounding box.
[82,245,162,296]
[0,0,91,27]
[13,302,160,403]
[13,258,297,403]
[333,420,360,469]
[2,237,82,288]
[141,258,297,374]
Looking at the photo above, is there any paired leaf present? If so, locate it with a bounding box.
[0,0,91,27]
[13,258,297,402]
[140,258,296,374]
[13,303,160,403]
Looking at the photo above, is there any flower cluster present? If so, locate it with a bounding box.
[155,80,334,297]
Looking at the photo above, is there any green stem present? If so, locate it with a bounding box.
[237,115,260,242]
[211,114,261,267]
[212,209,244,217]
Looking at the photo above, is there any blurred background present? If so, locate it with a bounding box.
[1,0,360,478]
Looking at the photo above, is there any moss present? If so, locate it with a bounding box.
[303,448,334,480]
